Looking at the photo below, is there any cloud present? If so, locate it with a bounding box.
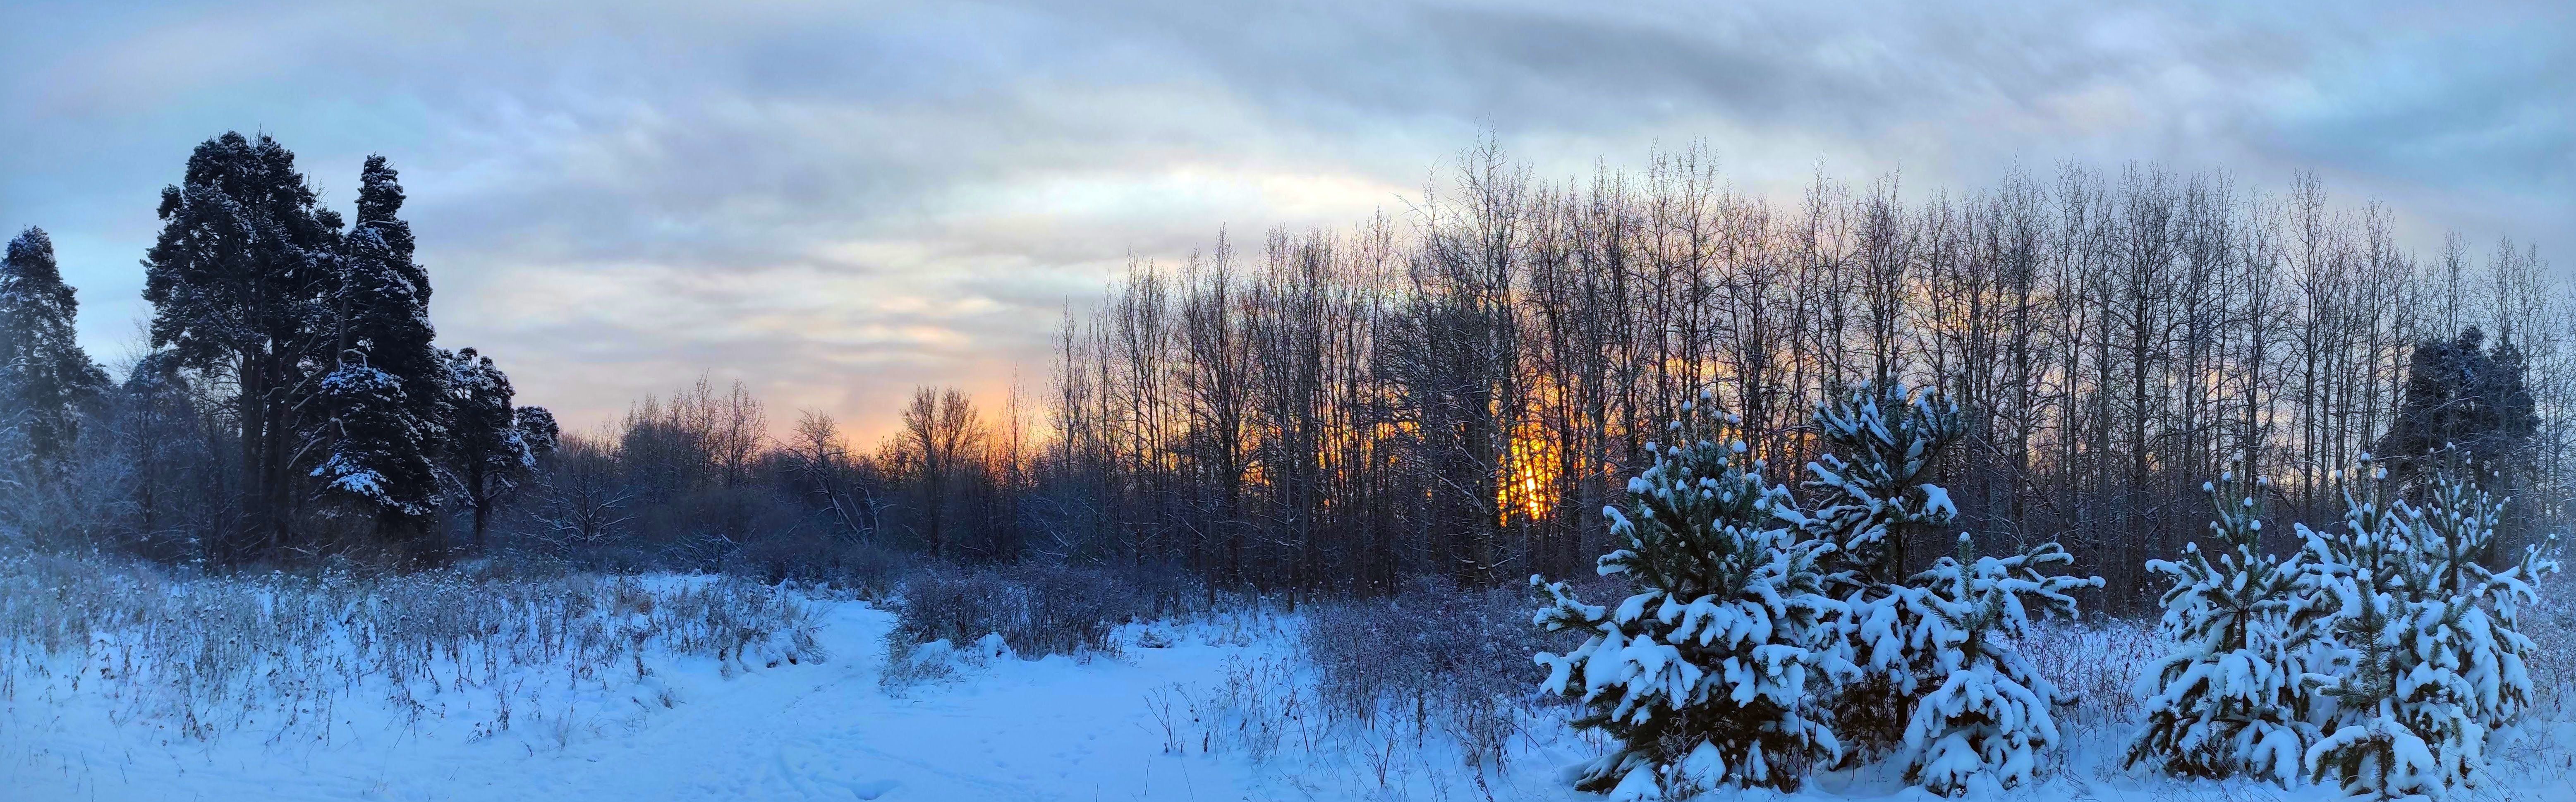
[1,0,2564,441]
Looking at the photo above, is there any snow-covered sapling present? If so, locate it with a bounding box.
[1891,534,2102,796]
[2127,464,2336,782]
[1779,383,2102,795]
[1779,383,1960,757]
[1533,393,1853,797]
[1788,382,1967,591]
[2298,461,2561,799]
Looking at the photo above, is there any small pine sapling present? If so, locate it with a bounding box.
[1533,393,1855,798]
[1789,382,1968,590]
[1891,534,2102,796]
[1777,383,1968,762]
[2126,463,2335,782]
[2298,460,2562,799]
[1777,383,2102,794]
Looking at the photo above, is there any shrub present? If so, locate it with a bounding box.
[0,550,824,743]
[1304,577,1559,768]
[886,563,1195,659]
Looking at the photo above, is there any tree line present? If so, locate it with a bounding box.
[1,136,2560,602]
[1037,144,2564,607]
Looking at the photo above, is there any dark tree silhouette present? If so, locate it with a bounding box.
[0,227,108,471]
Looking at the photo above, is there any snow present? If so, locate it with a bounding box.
[10,599,1094,800]
[5,582,2571,802]
[7,591,1578,802]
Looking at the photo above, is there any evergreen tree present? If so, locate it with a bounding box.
[517,405,560,456]
[1779,383,1969,757]
[308,362,438,542]
[2298,461,2560,799]
[2126,464,2336,782]
[309,156,445,546]
[1779,383,2101,794]
[1891,534,2095,796]
[1796,382,1968,588]
[338,156,442,409]
[2379,328,2538,484]
[1532,393,1854,797]
[142,132,343,559]
[0,227,108,470]
[446,347,551,551]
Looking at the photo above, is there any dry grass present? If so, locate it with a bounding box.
[0,550,823,745]
[2018,614,2167,729]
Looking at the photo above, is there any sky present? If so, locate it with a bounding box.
[2,0,2568,443]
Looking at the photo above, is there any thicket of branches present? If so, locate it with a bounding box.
[1040,144,2571,607]
[496,378,1036,582]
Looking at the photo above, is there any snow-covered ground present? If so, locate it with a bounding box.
[6,580,2573,802]
[3,589,1556,802]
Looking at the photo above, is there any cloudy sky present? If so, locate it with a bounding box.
[3,0,2567,441]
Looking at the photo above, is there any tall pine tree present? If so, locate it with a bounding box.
[0,227,108,472]
[309,156,445,550]
[143,132,343,560]
[446,347,553,551]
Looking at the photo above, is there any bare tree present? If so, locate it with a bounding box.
[889,386,985,560]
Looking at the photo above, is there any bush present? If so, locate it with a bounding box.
[887,563,1197,659]
[1303,576,1565,770]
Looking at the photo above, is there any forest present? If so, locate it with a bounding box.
[6,135,2562,610]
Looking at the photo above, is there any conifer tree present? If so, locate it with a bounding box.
[0,227,108,471]
[1796,382,1968,589]
[2380,329,2538,484]
[142,132,343,558]
[516,405,560,457]
[2126,463,2334,781]
[1893,534,2096,795]
[1778,383,1969,756]
[2298,460,2560,798]
[338,156,443,411]
[1779,383,2100,794]
[447,347,551,551]
[1533,393,1853,797]
[309,156,446,544]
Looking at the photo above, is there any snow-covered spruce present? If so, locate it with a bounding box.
[1774,383,1961,757]
[309,363,437,518]
[306,156,448,540]
[2126,464,2335,782]
[1887,535,2101,796]
[1778,382,2101,795]
[0,226,110,473]
[2297,462,2561,799]
[1533,394,1853,797]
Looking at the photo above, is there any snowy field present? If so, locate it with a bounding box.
[5,557,2574,802]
